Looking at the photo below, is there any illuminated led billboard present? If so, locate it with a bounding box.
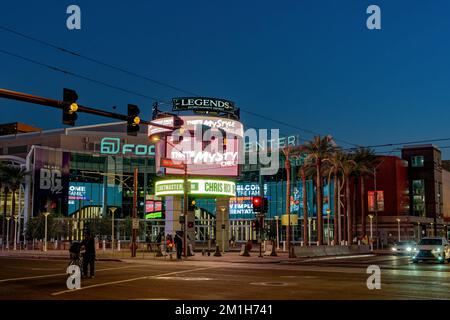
[149,116,244,177]
[155,179,236,197]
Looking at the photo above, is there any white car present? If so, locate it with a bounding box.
[412,237,450,264]
[391,241,417,255]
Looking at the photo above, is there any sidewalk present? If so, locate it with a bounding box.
[0,248,376,264]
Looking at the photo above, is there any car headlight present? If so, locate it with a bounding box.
[406,247,412,252]
[435,248,441,252]
[413,247,417,251]
[392,247,397,251]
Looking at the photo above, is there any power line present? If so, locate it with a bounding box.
[0,26,199,97]
[0,26,360,147]
[0,49,166,103]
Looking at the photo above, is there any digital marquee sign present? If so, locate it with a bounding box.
[172,97,238,118]
[155,179,236,197]
[150,115,244,177]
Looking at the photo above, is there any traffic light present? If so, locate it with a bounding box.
[127,104,140,136]
[251,219,260,230]
[252,196,268,213]
[62,88,78,126]
[188,198,196,211]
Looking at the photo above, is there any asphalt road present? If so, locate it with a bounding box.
[0,254,449,300]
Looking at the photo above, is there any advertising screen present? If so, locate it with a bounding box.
[68,182,122,215]
[151,116,244,177]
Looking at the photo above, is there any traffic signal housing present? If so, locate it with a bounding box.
[127,104,141,136]
[252,196,268,213]
[62,88,79,126]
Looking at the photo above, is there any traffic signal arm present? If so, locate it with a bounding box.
[0,88,176,130]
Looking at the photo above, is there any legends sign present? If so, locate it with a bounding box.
[172,97,236,115]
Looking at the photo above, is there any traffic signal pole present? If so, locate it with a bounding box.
[0,88,175,129]
[183,163,188,258]
[131,168,138,257]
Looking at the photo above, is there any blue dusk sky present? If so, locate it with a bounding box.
[1,1,450,157]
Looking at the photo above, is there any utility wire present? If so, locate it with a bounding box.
[0,49,167,103]
[0,26,360,147]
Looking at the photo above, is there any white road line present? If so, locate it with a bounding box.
[302,254,375,262]
[51,266,216,296]
[0,265,148,283]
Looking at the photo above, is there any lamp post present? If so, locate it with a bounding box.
[396,218,401,242]
[368,214,374,251]
[219,206,227,254]
[275,216,280,250]
[13,215,18,250]
[43,212,50,252]
[5,216,11,250]
[110,207,117,253]
[326,208,331,245]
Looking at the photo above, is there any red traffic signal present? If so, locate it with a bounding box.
[252,196,263,212]
[252,196,268,213]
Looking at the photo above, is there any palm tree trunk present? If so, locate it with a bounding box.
[301,168,308,246]
[3,187,8,242]
[346,175,352,244]
[10,188,16,243]
[333,171,338,245]
[353,178,357,239]
[342,184,347,243]
[360,175,366,237]
[316,160,323,245]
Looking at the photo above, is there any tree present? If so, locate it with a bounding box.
[324,150,345,245]
[0,163,8,243]
[353,148,377,237]
[1,165,29,242]
[340,153,356,243]
[304,136,334,245]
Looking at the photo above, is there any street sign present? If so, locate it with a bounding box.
[161,158,185,170]
[281,214,298,226]
[132,218,140,230]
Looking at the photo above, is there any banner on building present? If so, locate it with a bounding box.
[368,190,384,212]
[33,148,70,216]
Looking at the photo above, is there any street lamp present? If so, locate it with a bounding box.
[5,216,11,250]
[13,214,18,250]
[326,208,331,245]
[109,207,117,253]
[368,214,374,252]
[219,206,227,254]
[43,212,50,252]
[396,218,401,242]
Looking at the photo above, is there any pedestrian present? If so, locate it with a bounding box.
[156,232,162,253]
[166,234,174,254]
[81,232,96,278]
[145,233,152,252]
[174,232,183,260]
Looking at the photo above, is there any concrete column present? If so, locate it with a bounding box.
[215,197,230,252]
[164,196,182,237]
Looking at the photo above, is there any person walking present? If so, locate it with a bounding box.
[81,232,96,278]
[174,232,183,260]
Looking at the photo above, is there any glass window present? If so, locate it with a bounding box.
[412,179,425,217]
[411,156,424,167]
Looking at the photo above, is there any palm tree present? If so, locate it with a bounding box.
[304,136,334,245]
[296,153,312,246]
[2,165,29,243]
[353,148,377,238]
[324,149,345,245]
[0,163,8,243]
[341,153,356,243]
